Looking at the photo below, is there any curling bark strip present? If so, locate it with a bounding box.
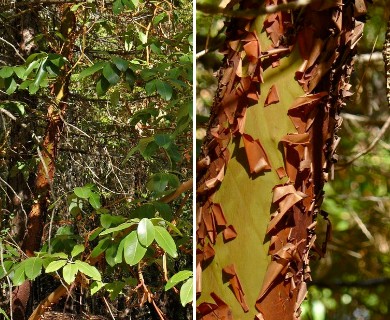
[12,5,78,319]
[196,0,368,319]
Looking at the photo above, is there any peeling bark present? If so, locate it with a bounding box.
[197,0,368,318]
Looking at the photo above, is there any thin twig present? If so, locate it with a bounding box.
[0,37,25,62]
[337,116,390,168]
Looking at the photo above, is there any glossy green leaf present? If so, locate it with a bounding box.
[102,63,121,85]
[91,238,111,258]
[115,237,125,264]
[0,261,13,279]
[99,222,133,236]
[100,214,126,228]
[112,56,129,72]
[154,226,177,258]
[45,259,67,273]
[12,263,26,286]
[137,218,155,247]
[62,263,78,284]
[74,260,101,281]
[123,231,147,265]
[33,58,48,88]
[4,77,17,95]
[91,281,105,296]
[155,134,172,148]
[23,60,40,78]
[74,186,92,199]
[79,61,105,78]
[24,257,43,280]
[96,76,110,97]
[89,192,101,209]
[71,244,85,258]
[155,80,173,101]
[14,66,26,79]
[125,69,136,87]
[153,12,167,26]
[180,277,193,306]
[165,270,193,290]
[105,243,118,267]
[0,67,14,78]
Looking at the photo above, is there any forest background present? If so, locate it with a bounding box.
[196,0,390,319]
[1,0,193,319]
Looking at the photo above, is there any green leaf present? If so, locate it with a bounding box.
[33,58,48,88]
[132,203,156,219]
[147,173,180,194]
[125,69,136,88]
[24,257,43,280]
[14,66,26,79]
[105,281,125,300]
[137,218,155,247]
[45,259,67,273]
[79,61,105,78]
[99,222,134,236]
[91,281,106,295]
[165,270,193,290]
[154,226,177,258]
[115,237,125,264]
[100,214,126,229]
[145,79,157,95]
[71,244,85,258]
[91,238,111,258]
[153,12,167,26]
[23,60,40,78]
[19,80,31,90]
[74,260,101,281]
[112,0,124,14]
[155,134,172,148]
[105,243,118,267]
[123,231,147,265]
[0,261,13,279]
[74,186,92,199]
[89,192,101,209]
[102,63,121,85]
[96,76,110,97]
[112,57,129,72]
[28,82,39,94]
[4,77,17,95]
[0,67,14,78]
[179,277,193,306]
[63,263,78,284]
[12,262,26,286]
[0,307,10,320]
[152,202,172,221]
[155,80,173,101]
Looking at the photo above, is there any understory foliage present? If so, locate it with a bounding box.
[0,0,192,319]
[196,0,373,319]
[197,0,389,320]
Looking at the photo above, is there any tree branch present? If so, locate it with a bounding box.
[160,179,193,204]
[337,116,390,168]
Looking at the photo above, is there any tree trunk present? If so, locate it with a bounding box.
[196,0,368,319]
[12,5,78,319]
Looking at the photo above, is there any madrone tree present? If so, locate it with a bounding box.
[196,0,369,319]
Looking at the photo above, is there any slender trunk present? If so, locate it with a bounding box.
[196,0,367,319]
[12,5,77,319]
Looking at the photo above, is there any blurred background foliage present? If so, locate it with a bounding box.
[196,0,389,319]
